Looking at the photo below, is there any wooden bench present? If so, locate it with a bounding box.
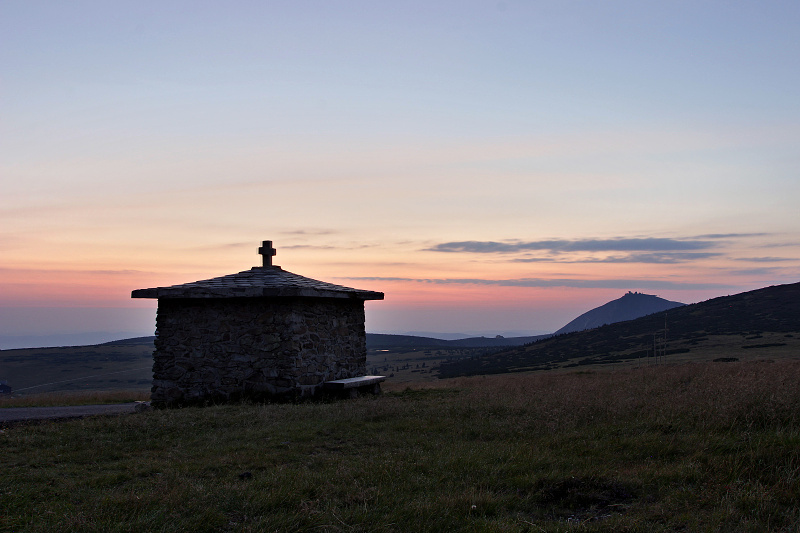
[322,375,386,398]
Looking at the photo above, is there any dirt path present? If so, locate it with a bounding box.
[0,403,143,425]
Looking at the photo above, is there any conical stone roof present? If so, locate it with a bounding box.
[131,241,384,301]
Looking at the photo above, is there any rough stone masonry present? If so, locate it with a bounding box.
[132,241,383,407]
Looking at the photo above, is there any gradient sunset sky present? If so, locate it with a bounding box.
[2,1,799,347]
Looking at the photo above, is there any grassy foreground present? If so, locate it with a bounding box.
[2,361,799,532]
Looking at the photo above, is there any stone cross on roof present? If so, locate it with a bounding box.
[258,240,277,267]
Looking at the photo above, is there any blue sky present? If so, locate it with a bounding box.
[1,1,799,347]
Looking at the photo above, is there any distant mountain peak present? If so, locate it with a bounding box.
[555,292,685,335]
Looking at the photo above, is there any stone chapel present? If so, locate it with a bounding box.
[132,241,384,406]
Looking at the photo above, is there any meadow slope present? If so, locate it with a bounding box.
[2,360,799,532]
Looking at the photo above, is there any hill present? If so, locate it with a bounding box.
[0,338,155,394]
[6,282,798,391]
[555,291,685,334]
[438,281,800,378]
[366,333,547,349]
[0,332,546,395]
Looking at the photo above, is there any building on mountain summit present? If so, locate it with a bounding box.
[132,241,384,407]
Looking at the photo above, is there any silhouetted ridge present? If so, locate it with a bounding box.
[555,291,685,334]
[438,281,800,378]
[366,333,547,349]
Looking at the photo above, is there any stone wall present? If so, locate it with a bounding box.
[151,297,367,407]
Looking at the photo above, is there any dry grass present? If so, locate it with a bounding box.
[2,360,799,532]
[458,359,800,429]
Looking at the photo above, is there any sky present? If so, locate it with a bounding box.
[1,1,799,348]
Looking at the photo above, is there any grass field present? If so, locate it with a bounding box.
[2,359,799,532]
[0,342,153,395]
